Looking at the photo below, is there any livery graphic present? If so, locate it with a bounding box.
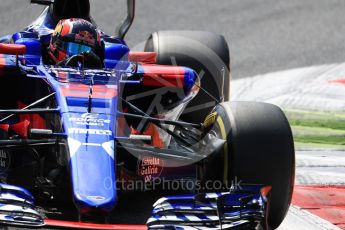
[75,30,96,46]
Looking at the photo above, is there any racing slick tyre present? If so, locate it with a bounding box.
[144,30,230,123]
[201,101,295,229]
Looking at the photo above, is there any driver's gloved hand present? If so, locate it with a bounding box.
[82,51,103,68]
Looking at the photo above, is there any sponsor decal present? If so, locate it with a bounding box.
[69,113,111,127]
[137,156,164,182]
[68,128,112,136]
[86,195,105,201]
[0,150,10,174]
[203,112,217,129]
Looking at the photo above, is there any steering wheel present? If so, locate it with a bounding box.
[64,54,85,67]
[62,51,103,68]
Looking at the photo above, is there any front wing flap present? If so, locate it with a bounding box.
[0,183,44,227]
[147,185,271,230]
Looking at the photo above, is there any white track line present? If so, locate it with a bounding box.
[279,206,341,230]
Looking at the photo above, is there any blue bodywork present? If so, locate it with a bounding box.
[0,14,198,217]
[41,66,119,213]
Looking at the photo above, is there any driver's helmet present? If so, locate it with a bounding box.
[48,18,101,64]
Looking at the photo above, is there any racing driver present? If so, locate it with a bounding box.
[46,18,103,68]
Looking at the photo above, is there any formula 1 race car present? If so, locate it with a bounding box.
[0,0,295,229]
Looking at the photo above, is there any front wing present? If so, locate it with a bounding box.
[147,185,271,229]
[0,183,270,230]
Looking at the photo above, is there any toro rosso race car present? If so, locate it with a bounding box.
[0,0,295,229]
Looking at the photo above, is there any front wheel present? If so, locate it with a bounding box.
[201,101,295,229]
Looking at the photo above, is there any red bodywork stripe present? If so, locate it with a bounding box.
[0,43,26,55]
[61,84,117,99]
[142,65,185,75]
[129,52,157,64]
[45,219,147,230]
[142,65,185,88]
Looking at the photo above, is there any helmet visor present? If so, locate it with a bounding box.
[62,42,92,56]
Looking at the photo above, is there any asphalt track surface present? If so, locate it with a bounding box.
[1,0,345,229]
[1,0,345,79]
